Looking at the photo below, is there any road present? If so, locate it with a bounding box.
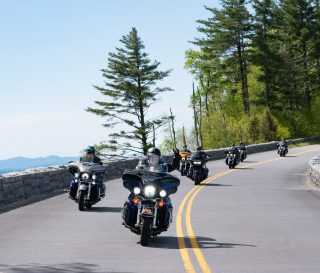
[1,145,320,273]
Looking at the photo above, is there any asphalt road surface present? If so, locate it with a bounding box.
[1,145,320,273]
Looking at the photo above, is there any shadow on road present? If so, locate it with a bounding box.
[0,190,65,215]
[236,167,254,170]
[241,161,258,163]
[148,236,257,249]
[0,263,135,273]
[284,155,298,157]
[87,206,123,213]
[200,183,232,187]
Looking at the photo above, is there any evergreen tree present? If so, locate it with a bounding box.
[194,0,252,114]
[279,0,316,109]
[87,28,172,155]
[251,0,283,109]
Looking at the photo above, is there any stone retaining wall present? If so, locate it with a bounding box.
[1,137,319,207]
[309,155,320,187]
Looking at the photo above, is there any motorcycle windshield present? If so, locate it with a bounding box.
[68,162,106,174]
[122,169,180,196]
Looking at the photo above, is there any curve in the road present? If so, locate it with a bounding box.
[177,146,320,273]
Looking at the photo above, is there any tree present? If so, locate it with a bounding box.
[87,28,172,155]
[194,0,252,115]
[251,0,283,109]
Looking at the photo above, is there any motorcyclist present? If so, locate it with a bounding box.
[181,144,191,154]
[80,146,105,196]
[179,144,192,174]
[238,141,247,161]
[129,147,181,206]
[239,141,246,151]
[136,147,181,173]
[277,139,288,154]
[225,144,240,164]
[187,146,209,178]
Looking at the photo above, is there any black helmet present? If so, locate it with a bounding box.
[239,141,243,145]
[183,144,187,148]
[86,146,95,154]
[196,146,202,151]
[147,147,161,157]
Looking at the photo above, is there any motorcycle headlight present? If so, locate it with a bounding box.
[133,187,141,195]
[74,172,79,178]
[143,185,156,198]
[81,173,90,180]
[159,189,167,197]
[92,174,97,180]
[194,161,202,165]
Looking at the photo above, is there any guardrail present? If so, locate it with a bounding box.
[1,137,319,207]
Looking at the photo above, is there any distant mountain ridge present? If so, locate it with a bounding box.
[0,155,78,174]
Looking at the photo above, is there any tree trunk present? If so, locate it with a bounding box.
[237,39,250,115]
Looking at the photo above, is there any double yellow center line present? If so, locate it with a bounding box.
[176,147,320,273]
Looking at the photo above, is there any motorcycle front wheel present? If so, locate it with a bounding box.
[78,190,85,211]
[140,217,152,246]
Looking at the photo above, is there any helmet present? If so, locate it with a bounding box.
[147,147,161,157]
[196,146,202,151]
[147,147,161,169]
[239,141,243,145]
[86,146,95,154]
[183,144,187,148]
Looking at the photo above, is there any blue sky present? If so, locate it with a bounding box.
[0,0,219,159]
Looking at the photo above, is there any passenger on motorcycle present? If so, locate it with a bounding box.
[187,146,209,178]
[80,146,105,196]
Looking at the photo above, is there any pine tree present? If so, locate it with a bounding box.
[87,28,172,155]
[251,0,283,109]
[194,0,252,115]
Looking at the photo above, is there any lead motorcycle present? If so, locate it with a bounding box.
[122,169,180,246]
[68,161,106,211]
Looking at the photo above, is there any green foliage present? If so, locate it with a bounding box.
[180,0,320,151]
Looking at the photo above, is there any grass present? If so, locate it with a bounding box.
[289,141,320,148]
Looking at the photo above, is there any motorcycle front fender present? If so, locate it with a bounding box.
[79,184,88,191]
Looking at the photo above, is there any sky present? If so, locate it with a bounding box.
[0,0,220,160]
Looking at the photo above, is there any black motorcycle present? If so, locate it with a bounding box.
[278,145,288,157]
[188,155,209,185]
[225,150,240,169]
[122,170,180,246]
[239,148,247,162]
[179,152,190,176]
[68,162,106,211]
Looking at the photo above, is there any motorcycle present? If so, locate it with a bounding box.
[179,151,191,176]
[68,161,106,211]
[188,155,209,185]
[225,150,240,169]
[278,145,288,157]
[239,148,247,162]
[122,169,180,246]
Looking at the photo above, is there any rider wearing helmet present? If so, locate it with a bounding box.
[187,146,209,178]
[80,146,105,196]
[80,146,103,165]
[137,147,181,173]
